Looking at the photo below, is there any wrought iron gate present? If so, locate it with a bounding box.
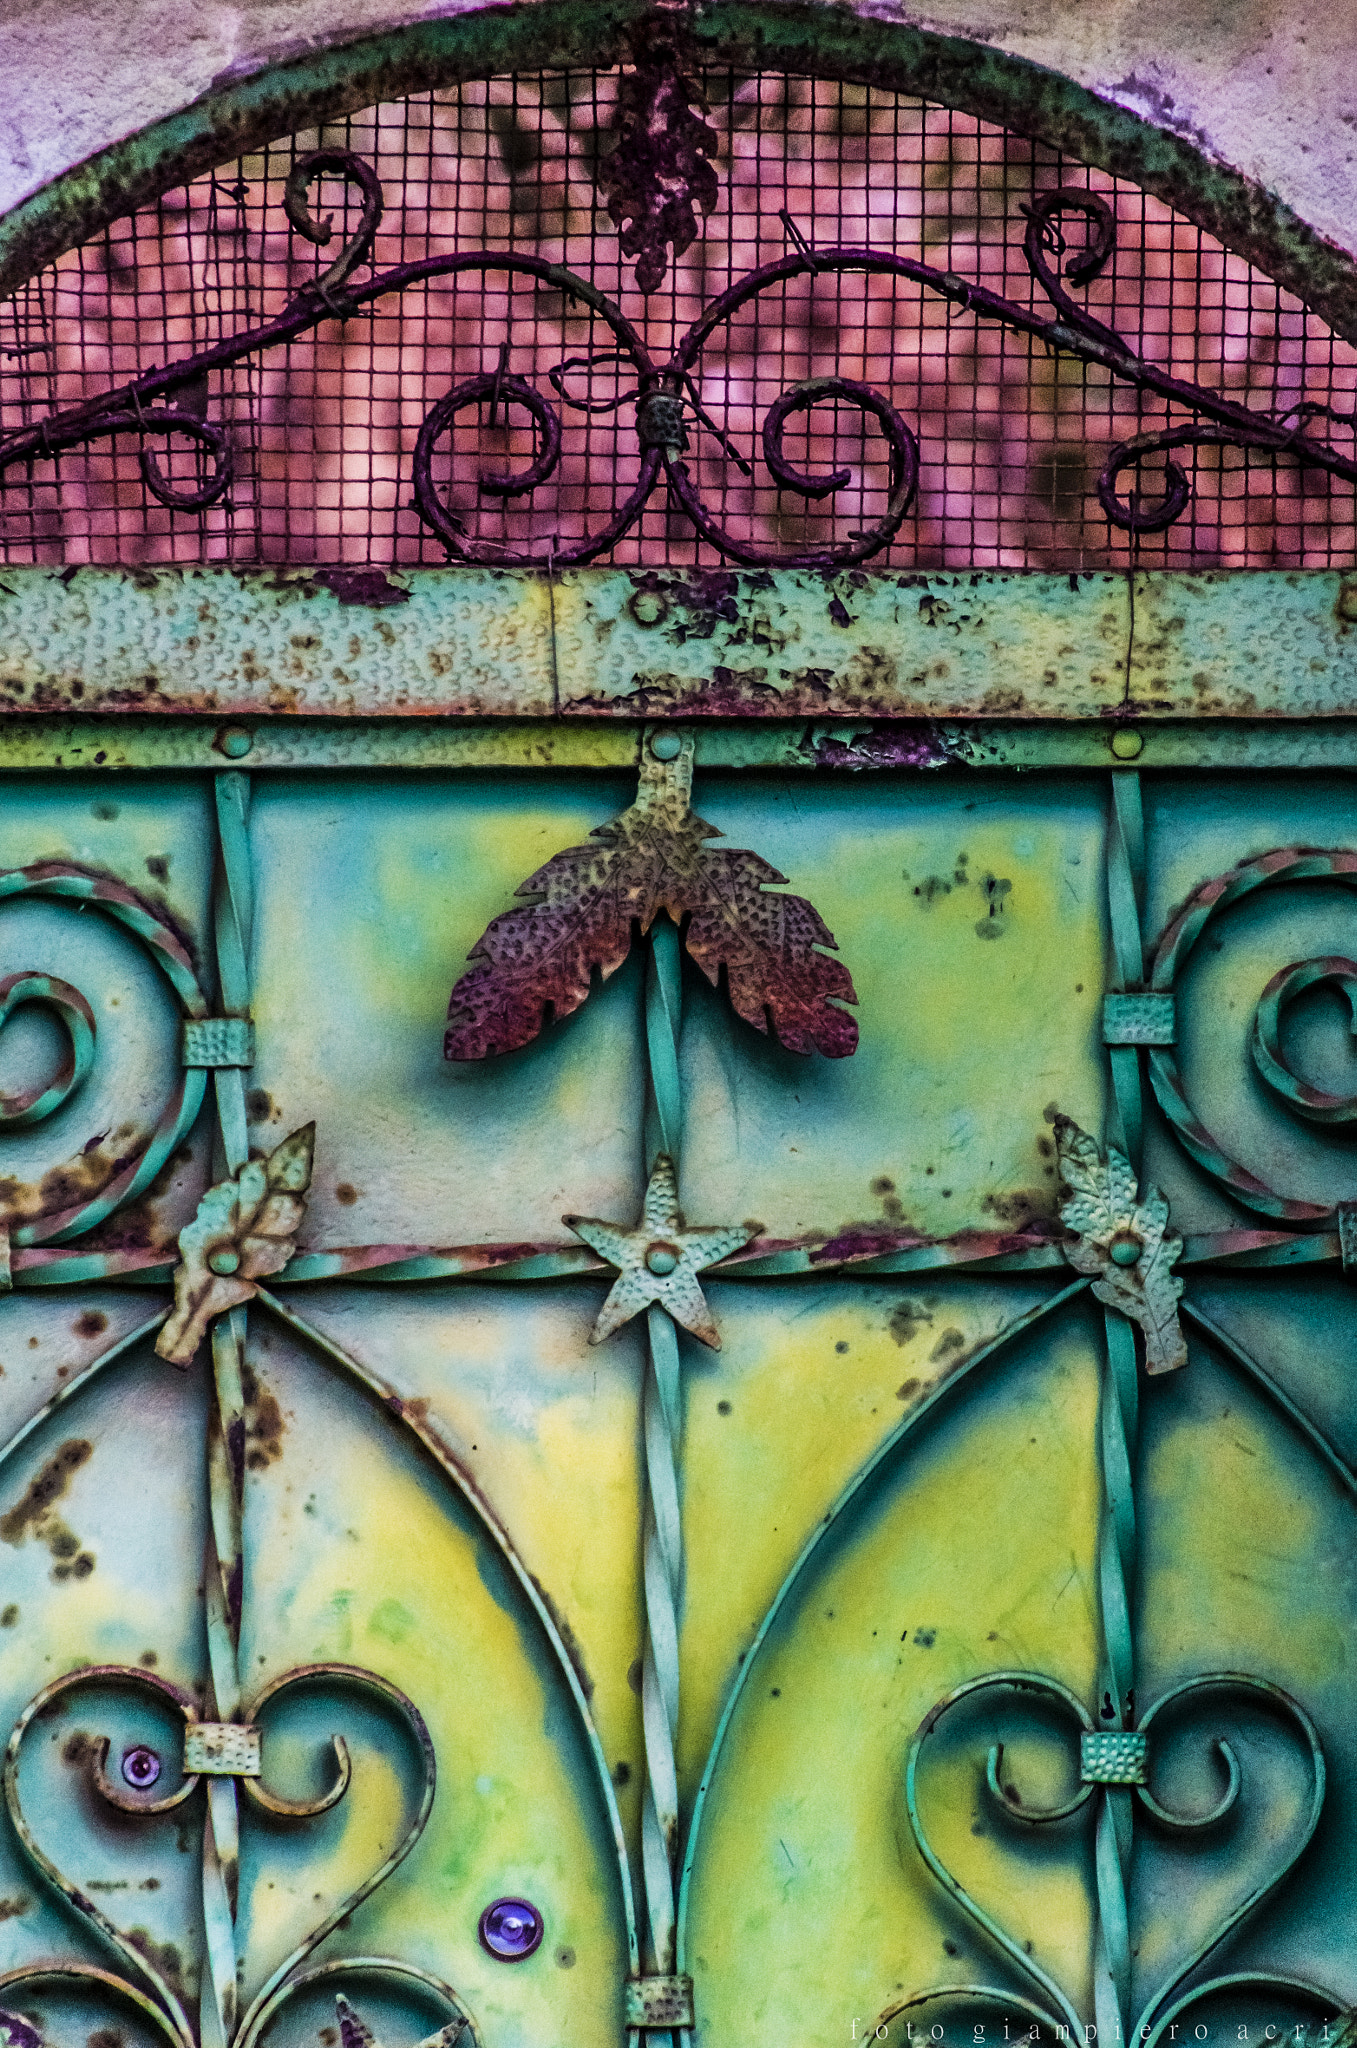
[0,13,1355,2048]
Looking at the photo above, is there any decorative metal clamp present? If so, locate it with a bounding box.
[1080,1730,1148,1785]
[1102,993,1176,1046]
[624,1976,695,2029]
[184,1721,262,1776]
[636,391,689,452]
[182,1016,255,1068]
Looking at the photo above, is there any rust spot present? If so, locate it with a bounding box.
[61,1729,95,1767]
[144,855,170,883]
[139,1649,158,1666]
[73,1311,108,1339]
[982,1185,1058,1227]
[307,566,410,608]
[2,1438,92,1543]
[0,1603,17,1625]
[527,1570,594,1699]
[334,1182,358,1205]
[626,1656,643,1695]
[896,1377,921,1399]
[889,1300,933,1346]
[241,1362,284,1469]
[0,1894,31,1920]
[126,1931,188,2002]
[246,1088,275,1121]
[929,1328,966,1363]
[88,2029,125,2048]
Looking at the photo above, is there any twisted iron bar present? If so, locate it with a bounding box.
[200,770,254,2048]
[3,160,1354,564]
[639,756,686,2041]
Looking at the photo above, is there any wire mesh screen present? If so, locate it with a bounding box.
[2,70,1355,570]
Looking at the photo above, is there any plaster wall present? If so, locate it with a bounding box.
[0,0,1354,258]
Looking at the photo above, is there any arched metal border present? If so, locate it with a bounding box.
[0,0,1355,346]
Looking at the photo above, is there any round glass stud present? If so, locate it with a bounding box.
[479,1897,544,1962]
[121,1745,162,1789]
[645,1243,679,1276]
[208,1248,242,1275]
[1108,1231,1143,1267]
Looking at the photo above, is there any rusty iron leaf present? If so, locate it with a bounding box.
[445,740,857,1060]
[155,1124,314,1366]
[596,47,719,295]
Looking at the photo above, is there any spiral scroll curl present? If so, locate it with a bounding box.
[284,149,385,303]
[0,972,96,1127]
[0,862,213,1247]
[3,1661,437,2048]
[1147,845,1357,1223]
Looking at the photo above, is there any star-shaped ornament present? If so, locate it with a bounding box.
[564,1154,758,1348]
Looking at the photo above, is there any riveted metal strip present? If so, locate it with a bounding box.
[1080,1731,1148,1785]
[181,1017,255,1068]
[185,1723,262,1777]
[1102,993,1176,1045]
[624,1975,694,2028]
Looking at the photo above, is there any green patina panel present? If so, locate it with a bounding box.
[0,698,1353,2048]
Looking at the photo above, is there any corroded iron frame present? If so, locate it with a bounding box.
[4,0,1357,349]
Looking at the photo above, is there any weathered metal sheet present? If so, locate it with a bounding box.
[2,724,1355,2048]
[12,715,1357,775]
[2,568,1356,730]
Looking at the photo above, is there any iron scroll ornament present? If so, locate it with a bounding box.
[0,1662,482,2048]
[3,158,1356,564]
[899,1669,1338,2048]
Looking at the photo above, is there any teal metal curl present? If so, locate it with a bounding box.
[903,1670,1088,2037]
[1130,1674,1327,2046]
[0,973,96,1127]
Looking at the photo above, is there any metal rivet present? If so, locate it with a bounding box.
[649,732,682,762]
[645,1242,679,1275]
[479,1897,544,1961]
[122,1744,162,1789]
[217,727,254,759]
[208,1249,241,1276]
[1110,729,1143,760]
[1108,1231,1143,1267]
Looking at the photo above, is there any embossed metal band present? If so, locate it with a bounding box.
[1102,993,1176,1046]
[624,1975,695,2028]
[1080,1730,1148,1785]
[185,1721,262,1776]
[182,1017,255,1068]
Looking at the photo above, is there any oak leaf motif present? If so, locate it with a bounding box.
[155,1125,314,1366]
[445,739,857,1060]
[1055,1115,1187,1374]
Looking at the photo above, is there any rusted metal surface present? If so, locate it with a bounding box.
[445,732,857,1061]
[4,0,1357,361]
[3,567,1357,731]
[5,154,1353,569]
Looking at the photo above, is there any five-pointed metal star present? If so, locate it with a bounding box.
[563,1154,758,1349]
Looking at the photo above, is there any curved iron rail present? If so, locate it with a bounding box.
[3,159,1354,567]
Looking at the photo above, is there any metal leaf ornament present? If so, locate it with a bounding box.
[1055,1115,1187,1374]
[156,1124,314,1365]
[445,736,857,1060]
[597,45,719,294]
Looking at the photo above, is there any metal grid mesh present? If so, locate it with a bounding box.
[2,71,1355,569]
